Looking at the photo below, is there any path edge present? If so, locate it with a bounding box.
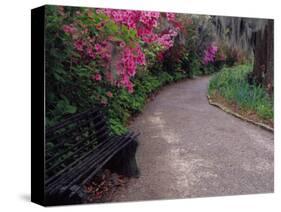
[207,95,274,133]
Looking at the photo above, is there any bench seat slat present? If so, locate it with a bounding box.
[68,133,139,198]
[45,107,139,204]
[81,133,139,185]
[45,133,119,186]
[46,133,134,195]
[58,133,137,194]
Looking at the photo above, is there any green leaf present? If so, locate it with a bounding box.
[65,105,77,114]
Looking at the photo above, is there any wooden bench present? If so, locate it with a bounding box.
[45,107,139,205]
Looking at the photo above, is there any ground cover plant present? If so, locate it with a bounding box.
[208,64,273,125]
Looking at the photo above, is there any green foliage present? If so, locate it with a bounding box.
[106,70,188,135]
[46,6,248,136]
[208,64,273,120]
[45,6,139,124]
[189,59,202,76]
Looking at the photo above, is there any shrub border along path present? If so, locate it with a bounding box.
[207,95,274,132]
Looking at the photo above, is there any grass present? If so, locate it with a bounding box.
[208,64,273,124]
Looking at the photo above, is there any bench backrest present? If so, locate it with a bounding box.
[45,107,111,179]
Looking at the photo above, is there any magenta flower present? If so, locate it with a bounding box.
[63,24,76,34]
[69,8,182,93]
[74,40,84,52]
[202,44,218,65]
[94,73,102,81]
[119,41,126,48]
[87,47,95,59]
[166,13,176,21]
[94,43,102,52]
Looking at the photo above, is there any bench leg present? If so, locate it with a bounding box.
[106,138,139,177]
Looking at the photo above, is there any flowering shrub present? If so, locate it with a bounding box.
[157,29,178,49]
[202,43,218,64]
[215,42,250,66]
[46,6,240,134]
[60,8,180,93]
[96,9,180,45]
[96,9,160,43]
[45,6,182,127]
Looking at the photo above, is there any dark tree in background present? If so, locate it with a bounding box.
[252,19,274,95]
[213,17,274,95]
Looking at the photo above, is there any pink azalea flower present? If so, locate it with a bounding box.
[74,40,84,52]
[94,43,102,52]
[94,73,102,81]
[202,43,218,65]
[87,47,95,59]
[63,25,76,34]
[119,41,126,48]
[166,13,176,21]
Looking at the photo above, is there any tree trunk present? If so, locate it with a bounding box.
[252,19,274,95]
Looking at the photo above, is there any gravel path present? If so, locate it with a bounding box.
[112,76,274,202]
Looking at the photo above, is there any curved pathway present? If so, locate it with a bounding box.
[113,76,274,202]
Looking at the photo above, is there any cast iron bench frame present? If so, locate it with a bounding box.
[45,107,139,205]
